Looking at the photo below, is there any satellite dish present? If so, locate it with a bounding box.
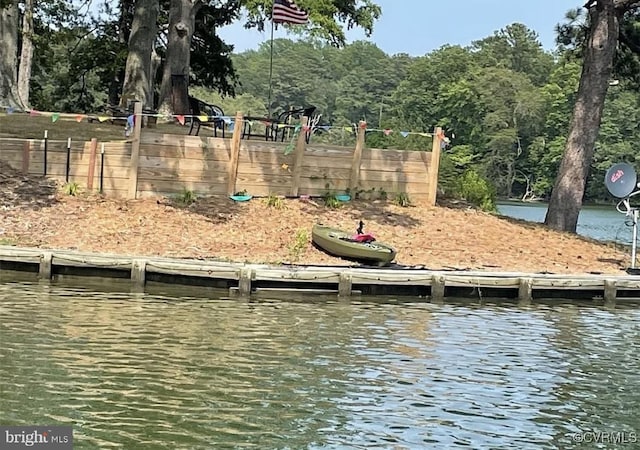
[605,163,637,198]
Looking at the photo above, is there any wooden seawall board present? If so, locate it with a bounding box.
[1,246,639,304]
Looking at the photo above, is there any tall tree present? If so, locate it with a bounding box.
[121,0,159,109]
[0,0,20,108]
[154,0,381,115]
[158,0,201,114]
[545,0,640,232]
[472,23,555,86]
[16,0,34,108]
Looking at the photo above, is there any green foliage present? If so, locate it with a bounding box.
[288,229,309,263]
[455,171,497,212]
[178,188,197,205]
[322,183,341,208]
[394,192,411,207]
[62,182,80,196]
[264,193,285,209]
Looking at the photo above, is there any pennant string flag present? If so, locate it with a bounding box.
[272,0,309,25]
[0,105,448,142]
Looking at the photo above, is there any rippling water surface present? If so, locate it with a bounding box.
[497,201,632,244]
[1,280,640,449]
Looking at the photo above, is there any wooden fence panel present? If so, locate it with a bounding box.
[0,122,441,201]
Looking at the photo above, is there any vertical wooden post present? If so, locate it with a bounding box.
[431,274,445,303]
[518,278,533,304]
[427,127,443,206]
[127,102,143,199]
[21,140,31,174]
[131,259,147,287]
[86,138,98,190]
[227,111,244,196]
[39,252,53,279]
[43,130,48,176]
[338,271,353,297]
[289,115,310,197]
[604,279,617,305]
[65,137,72,183]
[238,267,253,297]
[349,121,367,193]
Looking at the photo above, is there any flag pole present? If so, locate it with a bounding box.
[267,8,275,119]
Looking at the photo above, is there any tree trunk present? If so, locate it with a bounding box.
[121,0,159,110]
[544,0,620,232]
[0,0,20,108]
[17,0,33,108]
[109,0,135,106]
[158,0,201,116]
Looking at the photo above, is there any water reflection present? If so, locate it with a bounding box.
[1,281,639,449]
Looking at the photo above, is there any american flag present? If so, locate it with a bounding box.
[272,0,309,25]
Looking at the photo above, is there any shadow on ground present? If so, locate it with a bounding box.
[300,198,423,228]
[0,161,59,210]
[161,195,243,225]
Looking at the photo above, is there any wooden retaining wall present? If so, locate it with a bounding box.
[1,245,640,304]
[0,137,132,198]
[0,108,443,203]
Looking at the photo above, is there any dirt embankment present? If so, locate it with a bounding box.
[0,161,629,274]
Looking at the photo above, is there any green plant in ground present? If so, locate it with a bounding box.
[0,237,16,245]
[178,187,197,205]
[288,229,309,263]
[377,187,388,200]
[62,182,80,196]
[264,193,285,209]
[456,170,497,212]
[322,182,341,209]
[394,192,412,207]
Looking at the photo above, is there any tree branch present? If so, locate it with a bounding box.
[613,0,640,10]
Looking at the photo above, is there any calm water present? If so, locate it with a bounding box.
[1,280,639,449]
[497,202,633,244]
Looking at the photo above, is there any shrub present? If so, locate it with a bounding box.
[456,170,496,212]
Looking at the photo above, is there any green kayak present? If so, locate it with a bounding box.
[312,224,396,266]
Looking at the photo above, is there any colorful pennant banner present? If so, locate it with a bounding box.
[0,105,443,139]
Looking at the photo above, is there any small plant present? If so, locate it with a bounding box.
[178,187,197,205]
[0,237,16,246]
[288,229,309,263]
[377,187,388,200]
[234,189,248,196]
[62,182,80,196]
[322,182,342,209]
[264,193,285,209]
[394,192,412,207]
